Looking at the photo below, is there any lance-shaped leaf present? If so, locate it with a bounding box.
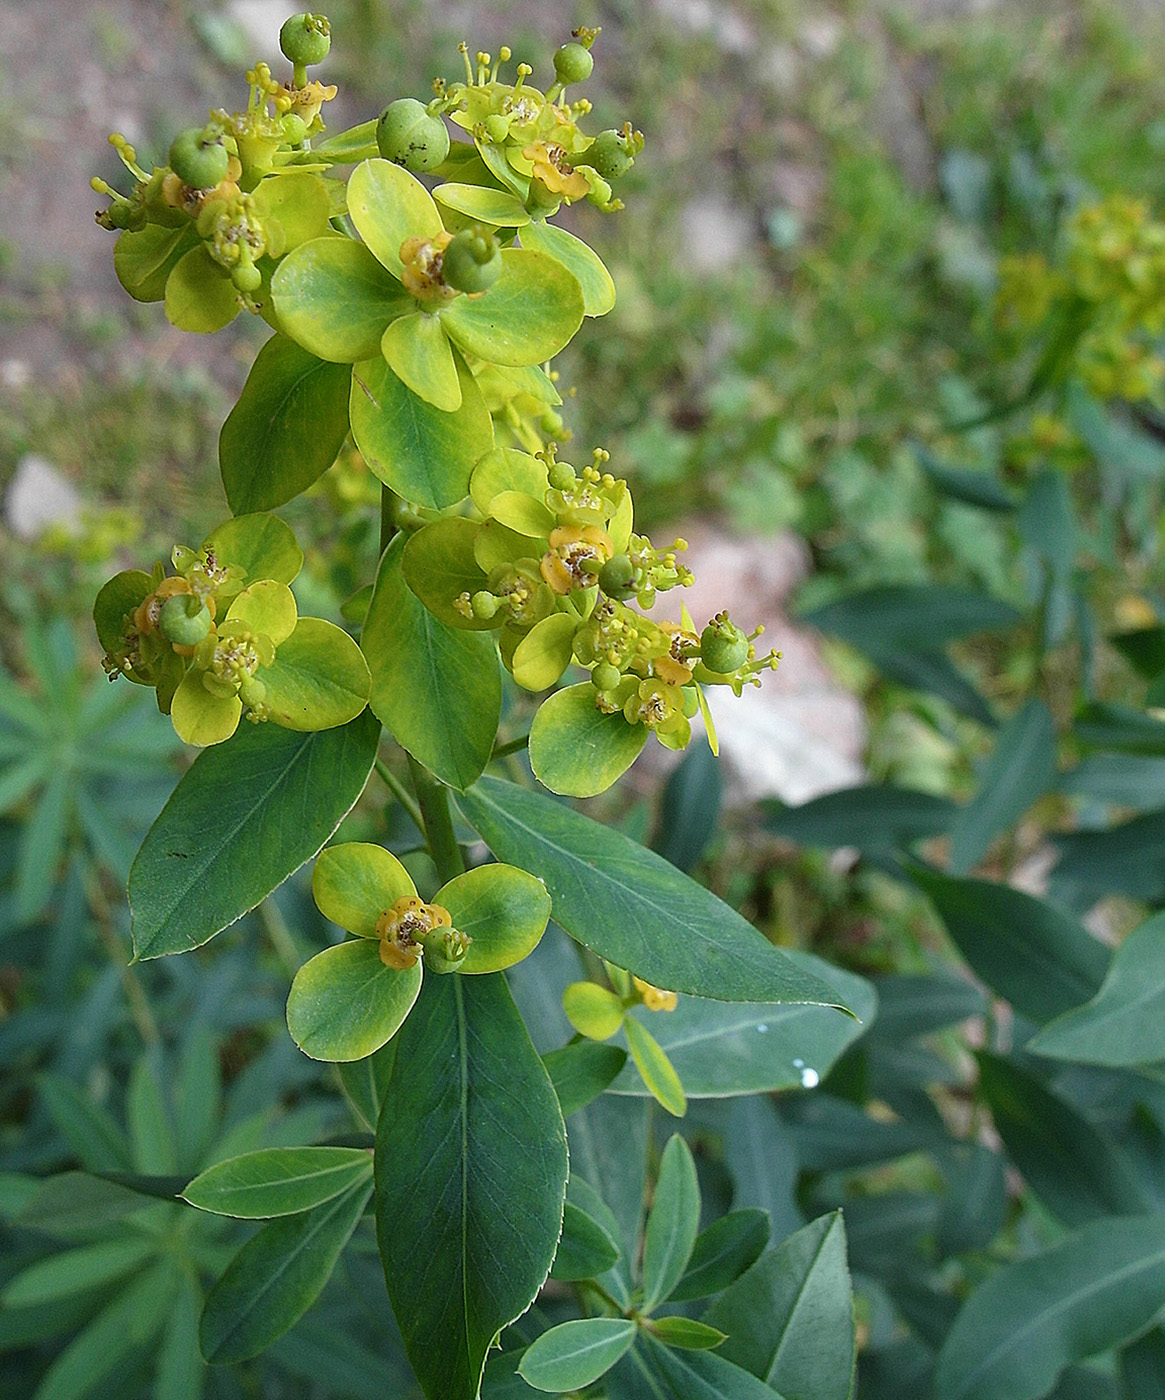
[948,699,1057,874]
[976,1052,1149,1226]
[611,953,874,1098]
[439,249,584,366]
[642,1135,701,1310]
[129,711,379,958]
[350,352,492,509]
[646,1339,794,1399]
[199,1179,372,1364]
[707,1212,855,1400]
[542,1042,627,1118]
[271,237,413,362]
[183,1147,373,1218]
[375,973,568,1400]
[363,535,500,790]
[671,1210,770,1303]
[1029,911,1165,1066]
[220,335,352,514]
[529,682,647,794]
[936,1216,1165,1400]
[458,776,849,1008]
[912,868,1109,1023]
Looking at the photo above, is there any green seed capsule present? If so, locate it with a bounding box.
[280,113,309,145]
[700,619,749,673]
[553,42,594,86]
[168,127,229,190]
[598,554,636,600]
[441,225,503,293]
[586,129,635,180]
[158,594,212,646]
[279,12,332,66]
[376,98,450,173]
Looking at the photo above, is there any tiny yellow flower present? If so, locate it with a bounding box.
[376,895,454,970]
[523,140,589,201]
[633,977,678,1012]
[539,524,613,595]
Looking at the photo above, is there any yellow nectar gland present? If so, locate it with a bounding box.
[540,524,613,594]
[399,232,455,301]
[376,896,453,969]
[633,977,677,1012]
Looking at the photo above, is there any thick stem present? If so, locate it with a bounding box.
[491,731,530,760]
[407,755,465,883]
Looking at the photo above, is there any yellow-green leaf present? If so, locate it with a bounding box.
[287,939,422,1061]
[381,311,462,411]
[313,842,417,939]
[348,158,443,278]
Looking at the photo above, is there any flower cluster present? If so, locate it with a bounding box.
[94,514,370,746]
[562,966,685,1116]
[92,21,339,330]
[995,194,1165,403]
[404,444,779,758]
[423,31,643,217]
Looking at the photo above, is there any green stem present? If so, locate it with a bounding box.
[407,755,465,883]
[579,1278,628,1317]
[491,731,530,759]
[374,757,425,832]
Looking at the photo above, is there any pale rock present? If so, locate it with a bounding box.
[679,195,754,274]
[227,0,290,51]
[5,454,82,540]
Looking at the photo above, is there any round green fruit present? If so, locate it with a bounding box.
[376,99,450,173]
[586,129,634,180]
[700,619,749,673]
[553,42,594,86]
[279,12,332,66]
[168,128,229,190]
[441,225,503,293]
[158,594,213,647]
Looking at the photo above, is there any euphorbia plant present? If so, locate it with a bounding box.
[90,17,858,1399]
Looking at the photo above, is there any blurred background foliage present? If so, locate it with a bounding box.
[5,0,1165,1395]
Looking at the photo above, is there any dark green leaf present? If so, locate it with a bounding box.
[948,700,1057,874]
[866,973,985,1041]
[199,1179,371,1364]
[646,1333,795,1397]
[1124,1328,1165,1400]
[183,1147,373,1218]
[375,974,568,1400]
[518,1318,637,1393]
[1052,809,1165,903]
[717,1096,801,1245]
[130,712,379,958]
[1073,702,1165,756]
[1110,628,1165,681]
[1068,382,1165,483]
[363,534,499,790]
[37,1076,132,1172]
[549,1199,621,1281]
[864,644,997,728]
[977,1052,1148,1226]
[1,1238,155,1307]
[458,777,849,1008]
[13,1172,149,1238]
[1017,468,1076,580]
[936,1216,1165,1400]
[643,1135,701,1310]
[914,443,1015,511]
[1058,754,1165,811]
[335,1040,397,1132]
[670,1209,770,1303]
[763,785,957,851]
[611,954,875,1098]
[1029,912,1165,1067]
[542,1041,627,1118]
[781,1092,934,1171]
[801,585,1021,648]
[653,744,723,872]
[706,1213,854,1399]
[912,869,1109,1024]
[220,335,352,513]
[937,1145,1007,1258]
[842,1192,940,1278]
